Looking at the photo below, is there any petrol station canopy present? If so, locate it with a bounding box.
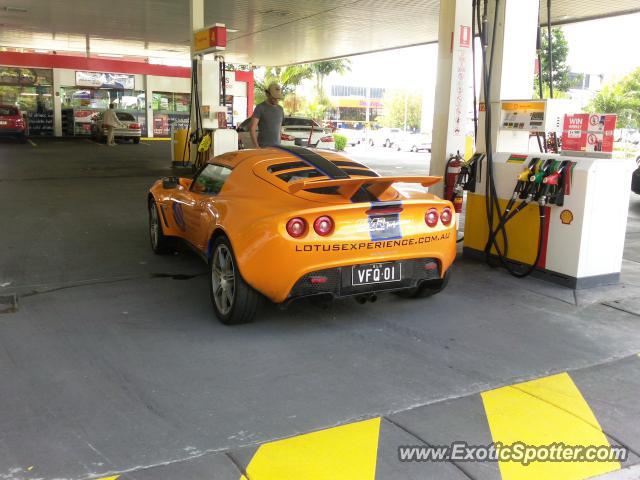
[1,0,639,66]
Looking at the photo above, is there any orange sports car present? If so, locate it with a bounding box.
[148,146,456,324]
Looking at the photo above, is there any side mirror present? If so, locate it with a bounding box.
[162,176,179,189]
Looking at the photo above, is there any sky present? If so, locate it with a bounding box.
[321,12,640,93]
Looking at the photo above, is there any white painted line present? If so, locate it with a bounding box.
[27,139,37,147]
[139,142,150,146]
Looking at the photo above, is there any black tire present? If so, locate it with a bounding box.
[148,199,174,254]
[133,137,140,144]
[384,139,390,148]
[209,236,261,325]
[395,270,450,299]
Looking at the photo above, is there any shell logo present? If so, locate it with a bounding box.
[560,209,574,225]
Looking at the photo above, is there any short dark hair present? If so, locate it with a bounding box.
[109,103,115,109]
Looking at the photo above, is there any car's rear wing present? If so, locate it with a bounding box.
[287,176,442,199]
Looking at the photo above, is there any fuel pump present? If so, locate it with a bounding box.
[458,0,633,288]
[444,152,464,212]
[178,23,237,169]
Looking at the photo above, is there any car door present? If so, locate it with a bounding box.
[170,164,233,251]
[236,118,253,148]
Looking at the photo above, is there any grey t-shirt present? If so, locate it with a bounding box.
[252,101,284,147]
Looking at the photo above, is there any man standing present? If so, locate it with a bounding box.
[103,103,124,146]
[250,82,284,148]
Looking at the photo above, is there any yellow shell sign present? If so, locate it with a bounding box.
[560,209,574,225]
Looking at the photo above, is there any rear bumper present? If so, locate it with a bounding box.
[286,257,442,301]
[0,129,25,136]
[113,130,141,138]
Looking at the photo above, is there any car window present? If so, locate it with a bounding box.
[0,106,18,116]
[116,112,135,122]
[283,118,318,127]
[237,117,252,132]
[191,164,232,195]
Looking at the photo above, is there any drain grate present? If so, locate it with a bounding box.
[0,295,18,314]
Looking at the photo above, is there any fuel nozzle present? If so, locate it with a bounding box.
[528,159,554,203]
[544,160,572,207]
[517,157,542,201]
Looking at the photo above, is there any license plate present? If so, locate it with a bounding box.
[352,262,401,286]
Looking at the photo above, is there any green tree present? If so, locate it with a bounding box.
[587,68,640,129]
[254,65,313,106]
[382,90,422,131]
[534,27,571,97]
[310,59,351,104]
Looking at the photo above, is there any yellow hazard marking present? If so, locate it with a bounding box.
[481,372,620,480]
[243,417,381,480]
[95,476,119,480]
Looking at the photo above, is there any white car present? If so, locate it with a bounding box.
[368,128,402,148]
[90,111,142,144]
[237,116,335,150]
[394,132,432,152]
[335,128,365,147]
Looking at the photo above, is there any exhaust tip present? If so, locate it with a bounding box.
[355,295,368,304]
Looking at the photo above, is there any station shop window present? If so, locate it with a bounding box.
[59,87,147,136]
[152,92,190,137]
[0,66,54,135]
[152,92,190,113]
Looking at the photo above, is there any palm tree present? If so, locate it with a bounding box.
[310,59,351,104]
[254,65,313,105]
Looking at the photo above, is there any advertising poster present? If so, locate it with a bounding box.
[76,71,135,89]
[562,113,616,154]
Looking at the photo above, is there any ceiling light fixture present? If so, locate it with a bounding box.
[3,6,28,13]
[98,53,124,58]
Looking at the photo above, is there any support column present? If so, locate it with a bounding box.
[428,0,474,197]
[189,0,204,135]
[145,75,153,138]
[52,68,62,137]
[476,0,540,154]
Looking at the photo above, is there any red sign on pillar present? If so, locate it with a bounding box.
[459,25,471,48]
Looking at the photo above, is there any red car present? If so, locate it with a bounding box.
[0,105,27,142]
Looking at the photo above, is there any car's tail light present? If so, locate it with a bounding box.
[129,123,140,129]
[281,133,296,141]
[425,208,439,227]
[286,217,307,238]
[440,207,453,226]
[309,275,328,284]
[313,216,334,236]
[15,118,24,126]
[319,136,333,142]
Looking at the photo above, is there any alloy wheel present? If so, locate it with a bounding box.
[149,204,159,249]
[212,244,236,315]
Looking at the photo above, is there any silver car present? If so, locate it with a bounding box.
[91,111,142,144]
[237,116,334,150]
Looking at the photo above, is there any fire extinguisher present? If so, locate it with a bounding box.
[444,152,464,213]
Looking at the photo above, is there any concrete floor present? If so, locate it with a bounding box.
[1,138,639,479]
